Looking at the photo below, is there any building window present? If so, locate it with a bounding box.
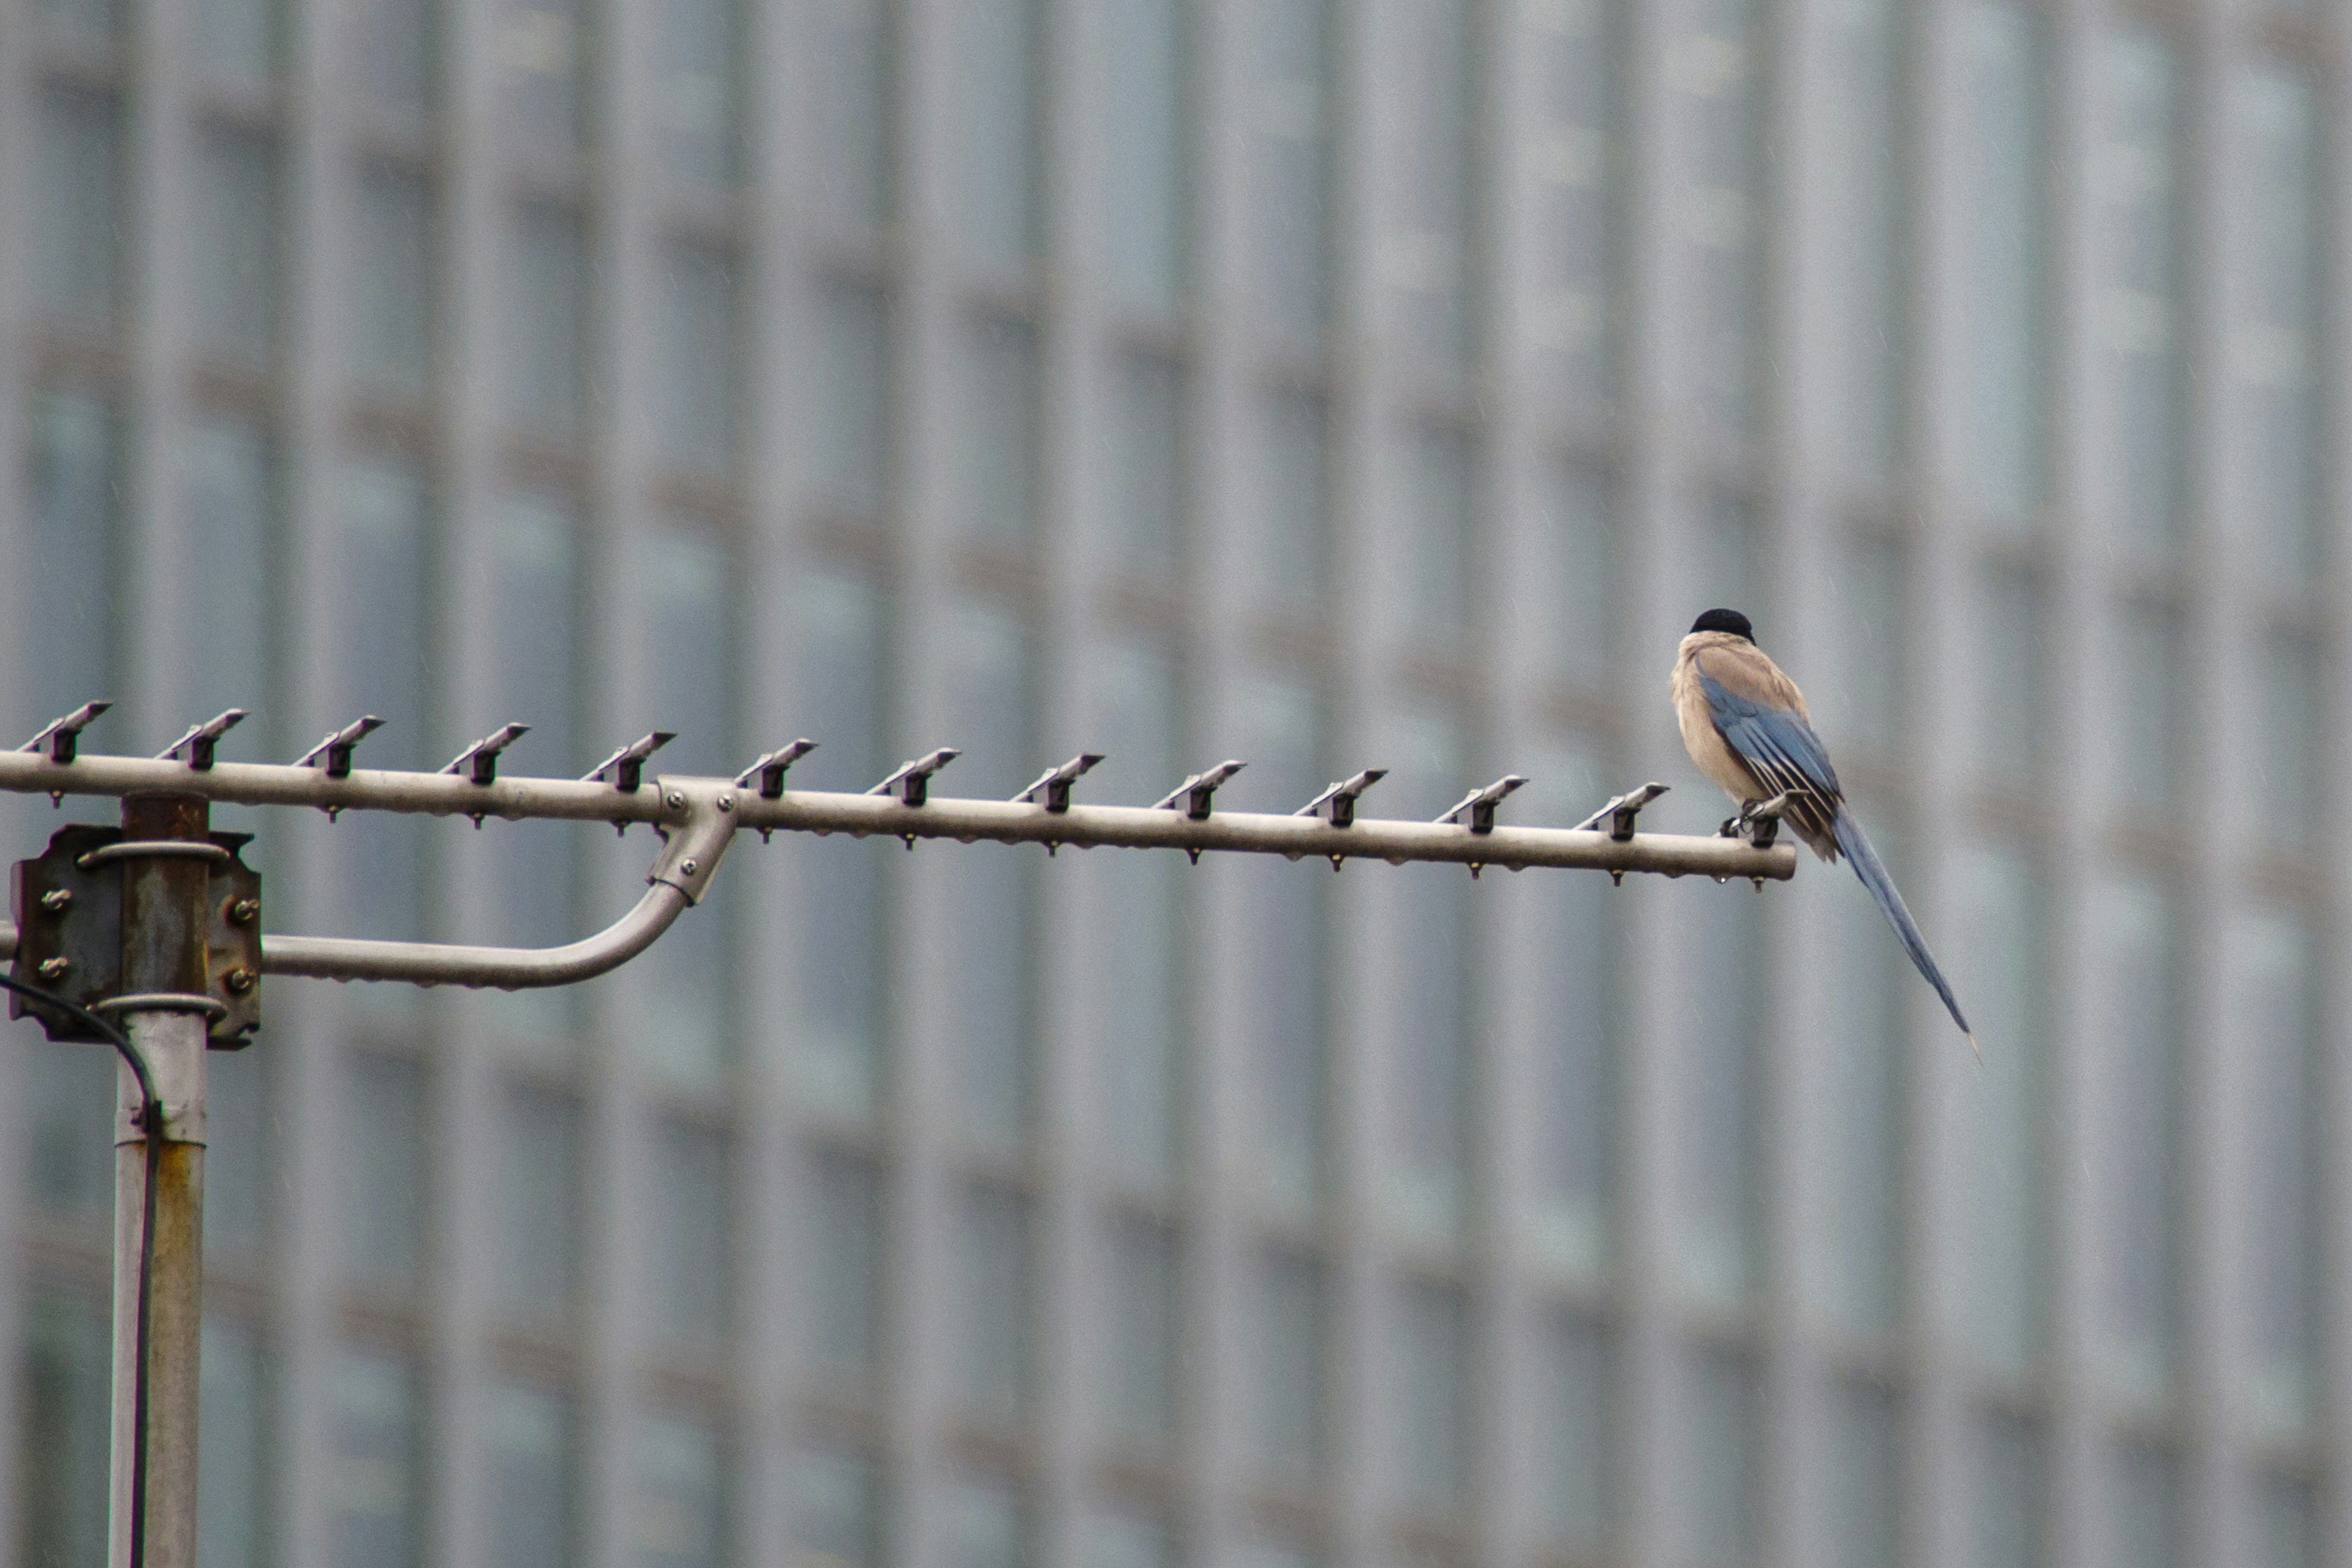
[1956,2,2048,529]
[2228,908,2316,1436]
[1381,712,1471,1240]
[338,1050,428,1294]
[1956,841,2050,1378]
[2230,64,2321,583]
[952,0,1042,273]
[34,86,123,332]
[805,1151,884,1392]
[1536,1310,1614,1555]
[1394,1280,1471,1517]
[326,1349,425,1568]
[794,1449,883,1568]
[812,0,894,225]
[1668,875,1765,1308]
[956,1183,1035,1425]
[351,162,436,404]
[1099,1216,1181,1452]
[2091,877,2183,1401]
[182,415,279,728]
[1246,0,1333,341]
[660,243,742,477]
[354,0,436,115]
[1823,0,1905,477]
[491,1384,580,1568]
[1100,0,1188,313]
[1390,0,1477,368]
[646,1120,734,1352]
[333,458,434,952]
[24,390,123,728]
[502,0,590,152]
[813,281,893,519]
[1248,1248,1328,1483]
[1251,386,1332,613]
[505,204,589,442]
[1531,0,1624,408]
[654,0,740,186]
[2095,31,2185,558]
[1106,352,1186,578]
[1684,0,1767,437]
[1534,456,1620,691]
[497,1083,587,1323]
[192,128,284,367]
[192,0,279,88]
[1675,1345,1760,1568]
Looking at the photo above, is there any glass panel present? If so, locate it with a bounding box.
[1530,0,1623,405]
[1107,352,1185,576]
[957,1183,1032,1424]
[17,1294,112,1568]
[198,1317,266,1568]
[24,1046,115,1229]
[491,1384,578,1568]
[813,281,892,518]
[340,1051,427,1291]
[2230,66,2320,582]
[1101,0,1186,312]
[661,243,741,475]
[1685,0,1765,435]
[1248,1248,1325,1481]
[1390,0,1475,366]
[1955,842,2049,1374]
[1955,2,2047,527]
[477,494,581,1038]
[1667,875,1764,1306]
[790,570,892,1117]
[1251,386,1330,612]
[1689,494,1766,625]
[938,1479,1027,1568]
[2228,909,2316,1433]
[327,1349,423,1568]
[957,314,1040,542]
[1970,564,2047,786]
[34,0,121,51]
[183,415,277,744]
[2107,602,2184,816]
[813,0,894,224]
[1534,458,1619,691]
[356,0,435,113]
[1399,426,1476,647]
[633,1415,726,1568]
[1229,676,1327,1210]
[1820,533,1907,758]
[2249,1473,2316,1568]
[2256,631,2320,849]
[941,605,1036,1152]
[2105,1444,2179,1568]
[1394,1280,1469,1516]
[1819,817,1905,1335]
[1675,1345,1759,1568]
[193,0,277,86]
[647,1120,732,1351]
[1080,1513,1176,1568]
[1823,1379,1899,1568]
[497,1084,584,1322]
[1089,641,1185,1188]
[34,86,124,330]
[1973,1412,2048,1568]
[1247,0,1332,338]
[334,458,432,957]
[2095,31,2184,557]
[654,0,739,184]
[1825,0,1903,475]
[352,162,435,403]
[502,0,589,151]
[1536,1310,1612,1554]
[24,390,123,736]
[806,1151,883,1391]
[1518,745,1618,1277]
[1381,713,1468,1238]
[2090,878,2181,1399]
[505,203,588,441]
[952,0,1041,271]
[193,129,283,366]
[202,1052,268,1262]
[1099,1217,1180,1451]
[623,521,733,1083]
[794,1449,881,1568]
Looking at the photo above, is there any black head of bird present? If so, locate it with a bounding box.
[1690,607,1755,641]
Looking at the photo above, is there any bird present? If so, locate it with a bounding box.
[1672,607,1976,1054]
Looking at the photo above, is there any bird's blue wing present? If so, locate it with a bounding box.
[1697,671,1843,802]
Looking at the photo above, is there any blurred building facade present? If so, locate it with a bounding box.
[0,0,2340,1564]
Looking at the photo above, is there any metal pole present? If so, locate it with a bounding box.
[106,793,213,1568]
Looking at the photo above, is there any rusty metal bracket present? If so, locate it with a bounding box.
[10,824,263,1047]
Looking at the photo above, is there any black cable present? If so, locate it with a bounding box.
[1,974,162,1568]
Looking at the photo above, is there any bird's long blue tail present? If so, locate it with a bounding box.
[1830,807,1977,1055]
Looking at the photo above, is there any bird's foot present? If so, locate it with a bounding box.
[1720,799,1761,839]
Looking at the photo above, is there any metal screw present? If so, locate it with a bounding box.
[39,888,71,912]
[716,794,734,812]
[226,897,259,926]
[679,858,699,876]
[37,957,69,980]
[666,791,687,810]
[222,968,256,995]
